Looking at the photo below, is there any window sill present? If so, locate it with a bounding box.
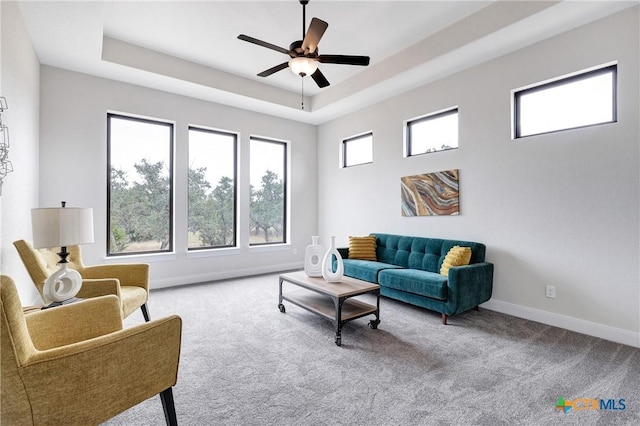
[103,252,177,263]
[248,243,291,253]
[187,247,241,258]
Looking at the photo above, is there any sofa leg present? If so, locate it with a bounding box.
[160,387,178,426]
[141,303,151,322]
[441,313,447,325]
[474,305,480,311]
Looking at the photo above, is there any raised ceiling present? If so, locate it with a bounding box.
[17,1,636,124]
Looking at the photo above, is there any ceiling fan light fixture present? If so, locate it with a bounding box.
[289,57,317,77]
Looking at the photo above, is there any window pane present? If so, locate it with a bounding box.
[108,114,173,255]
[343,133,373,167]
[516,65,616,138]
[250,138,286,245]
[407,109,458,156]
[188,127,237,249]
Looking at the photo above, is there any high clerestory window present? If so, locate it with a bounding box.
[405,108,458,157]
[107,113,174,256]
[513,64,617,138]
[342,132,373,167]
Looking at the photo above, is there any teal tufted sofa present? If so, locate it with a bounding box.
[337,233,494,324]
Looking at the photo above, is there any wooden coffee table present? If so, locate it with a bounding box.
[278,271,380,346]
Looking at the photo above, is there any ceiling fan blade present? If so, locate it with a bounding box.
[238,34,292,56]
[311,68,330,88]
[257,62,290,77]
[301,18,328,54]
[318,55,370,66]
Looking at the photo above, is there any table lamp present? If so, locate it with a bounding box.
[31,201,94,307]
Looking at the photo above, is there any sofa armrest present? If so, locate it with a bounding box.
[25,295,123,350]
[447,262,494,314]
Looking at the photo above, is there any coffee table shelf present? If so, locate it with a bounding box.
[278,271,381,346]
[284,292,378,321]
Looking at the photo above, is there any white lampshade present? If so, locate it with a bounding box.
[289,57,318,77]
[31,207,94,249]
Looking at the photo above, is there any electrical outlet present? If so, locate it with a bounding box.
[293,248,298,255]
[545,285,556,299]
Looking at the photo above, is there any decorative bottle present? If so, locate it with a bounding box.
[304,236,324,277]
[321,236,344,283]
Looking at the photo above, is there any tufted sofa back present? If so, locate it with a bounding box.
[372,233,486,273]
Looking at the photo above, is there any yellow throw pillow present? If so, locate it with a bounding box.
[440,245,472,276]
[348,236,377,261]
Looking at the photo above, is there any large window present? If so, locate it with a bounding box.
[406,108,458,157]
[514,64,617,138]
[107,113,174,255]
[188,127,237,250]
[250,137,287,245]
[342,132,373,167]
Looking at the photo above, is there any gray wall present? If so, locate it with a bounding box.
[0,1,41,304]
[36,67,317,288]
[317,8,639,346]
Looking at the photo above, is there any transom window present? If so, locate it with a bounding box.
[514,64,617,138]
[406,108,458,156]
[342,132,373,167]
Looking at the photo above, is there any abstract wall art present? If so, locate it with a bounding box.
[401,169,459,216]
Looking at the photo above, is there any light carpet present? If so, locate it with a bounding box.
[105,273,640,425]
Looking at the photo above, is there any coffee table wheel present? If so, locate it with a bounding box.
[278,303,286,313]
[369,319,380,329]
[335,336,341,346]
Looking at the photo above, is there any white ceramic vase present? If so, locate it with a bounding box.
[321,236,344,283]
[43,263,83,302]
[304,236,324,277]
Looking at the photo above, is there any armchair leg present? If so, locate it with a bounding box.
[441,313,447,325]
[141,303,151,322]
[160,387,178,426]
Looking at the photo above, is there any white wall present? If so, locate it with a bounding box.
[317,8,639,346]
[38,67,317,288]
[0,1,41,304]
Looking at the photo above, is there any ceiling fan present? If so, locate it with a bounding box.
[237,0,370,88]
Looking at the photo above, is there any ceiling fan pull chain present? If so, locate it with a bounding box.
[301,78,305,110]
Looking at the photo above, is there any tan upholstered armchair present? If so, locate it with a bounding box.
[13,239,151,321]
[1,275,182,425]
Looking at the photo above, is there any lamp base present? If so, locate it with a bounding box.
[43,297,81,309]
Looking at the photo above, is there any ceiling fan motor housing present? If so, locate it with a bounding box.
[289,40,318,58]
